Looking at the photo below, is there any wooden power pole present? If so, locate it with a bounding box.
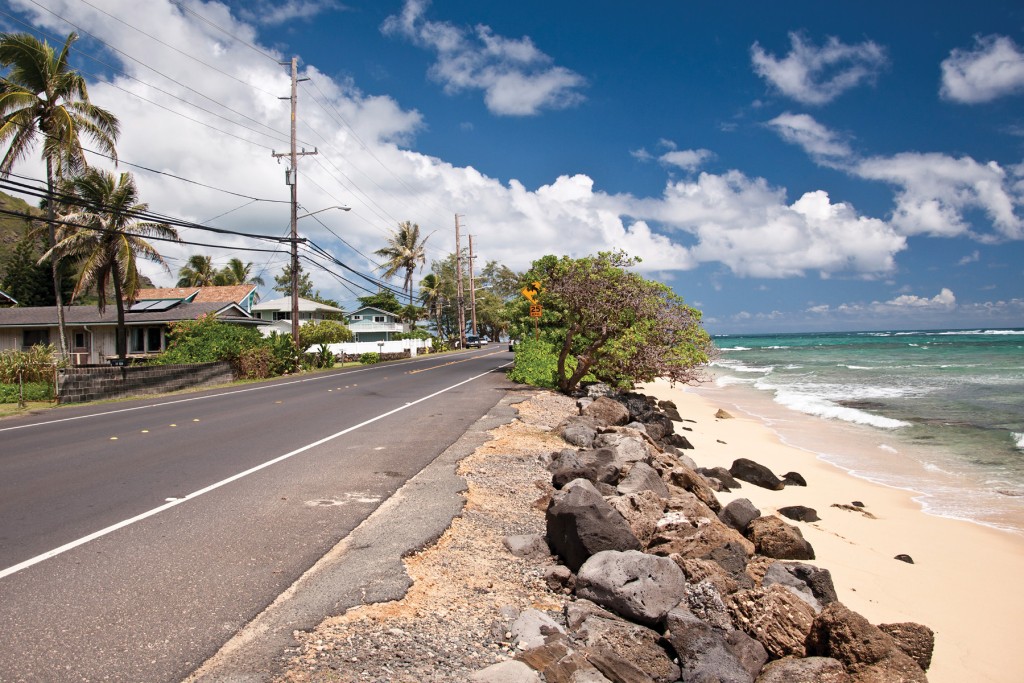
[455,214,466,349]
[468,234,478,337]
[272,57,316,370]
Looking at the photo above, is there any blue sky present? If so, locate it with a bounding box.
[3,0,1023,333]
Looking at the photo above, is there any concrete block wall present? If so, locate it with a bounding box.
[57,362,234,404]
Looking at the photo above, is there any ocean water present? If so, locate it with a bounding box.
[702,329,1024,534]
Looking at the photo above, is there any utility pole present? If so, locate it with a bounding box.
[468,234,478,337]
[272,57,316,371]
[455,213,466,349]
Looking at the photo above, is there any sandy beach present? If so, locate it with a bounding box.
[640,378,1024,683]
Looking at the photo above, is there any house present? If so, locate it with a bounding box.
[344,306,408,343]
[133,284,259,314]
[250,296,347,337]
[0,300,262,365]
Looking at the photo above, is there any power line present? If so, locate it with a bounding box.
[166,0,280,64]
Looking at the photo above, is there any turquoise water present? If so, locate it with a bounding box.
[706,329,1024,532]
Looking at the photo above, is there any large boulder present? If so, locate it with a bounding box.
[747,516,815,560]
[510,608,566,650]
[607,490,665,546]
[575,550,687,626]
[878,622,935,671]
[551,447,621,489]
[617,461,670,498]
[755,656,851,683]
[683,579,733,630]
[669,467,723,512]
[807,603,928,683]
[764,562,838,607]
[649,493,754,560]
[761,562,821,612]
[557,416,598,449]
[640,412,675,441]
[546,479,642,572]
[582,396,630,426]
[726,584,817,659]
[719,498,761,534]
[664,606,765,683]
[778,505,820,523]
[593,431,657,469]
[699,466,742,490]
[574,613,680,682]
[729,458,785,490]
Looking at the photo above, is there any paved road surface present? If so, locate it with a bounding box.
[0,348,515,682]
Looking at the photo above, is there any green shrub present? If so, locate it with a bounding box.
[154,315,267,365]
[358,352,380,365]
[300,319,352,348]
[507,338,559,388]
[0,381,53,403]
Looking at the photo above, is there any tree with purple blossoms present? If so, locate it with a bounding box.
[514,251,715,394]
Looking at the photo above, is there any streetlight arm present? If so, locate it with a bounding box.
[297,205,351,219]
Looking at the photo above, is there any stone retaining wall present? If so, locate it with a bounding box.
[57,361,235,404]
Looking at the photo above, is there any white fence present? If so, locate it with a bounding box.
[322,339,431,358]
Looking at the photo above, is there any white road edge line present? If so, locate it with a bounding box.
[0,352,463,434]
[0,365,509,580]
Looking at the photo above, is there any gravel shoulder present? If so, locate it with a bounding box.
[276,389,576,682]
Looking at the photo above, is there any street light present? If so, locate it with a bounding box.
[291,205,351,371]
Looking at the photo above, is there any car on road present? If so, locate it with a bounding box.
[465,335,485,348]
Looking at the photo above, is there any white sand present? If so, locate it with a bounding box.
[641,379,1024,683]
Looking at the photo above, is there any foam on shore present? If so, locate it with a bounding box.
[640,378,1024,683]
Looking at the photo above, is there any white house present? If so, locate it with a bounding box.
[345,306,408,342]
[250,296,347,337]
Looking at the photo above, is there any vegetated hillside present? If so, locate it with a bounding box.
[0,190,40,275]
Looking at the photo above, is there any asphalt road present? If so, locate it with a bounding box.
[0,347,516,682]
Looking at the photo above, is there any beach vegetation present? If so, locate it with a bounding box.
[511,251,714,394]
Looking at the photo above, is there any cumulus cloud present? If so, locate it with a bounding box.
[626,172,906,278]
[751,32,887,105]
[766,112,853,164]
[855,153,1023,240]
[885,288,956,308]
[381,0,585,116]
[767,114,1024,242]
[659,149,714,171]
[940,35,1024,104]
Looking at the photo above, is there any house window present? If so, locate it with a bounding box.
[273,311,291,321]
[351,315,362,321]
[73,332,88,349]
[130,327,164,353]
[374,315,386,323]
[22,329,49,349]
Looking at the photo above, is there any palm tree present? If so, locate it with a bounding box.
[419,272,445,341]
[43,169,179,359]
[213,257,265,287]
[176,254,216,287]
[0,31,120,359]
[375,221,429,307]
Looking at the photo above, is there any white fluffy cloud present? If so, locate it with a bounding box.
[855,153,1023,240]
[626,172,905,278]
[766,112,852,164]
[751,32,887,105]
[659,149,714,171]
[380,0,585,116]
[940,35,1024,104]
[768,114,1024,241]
[885,288,956,308]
